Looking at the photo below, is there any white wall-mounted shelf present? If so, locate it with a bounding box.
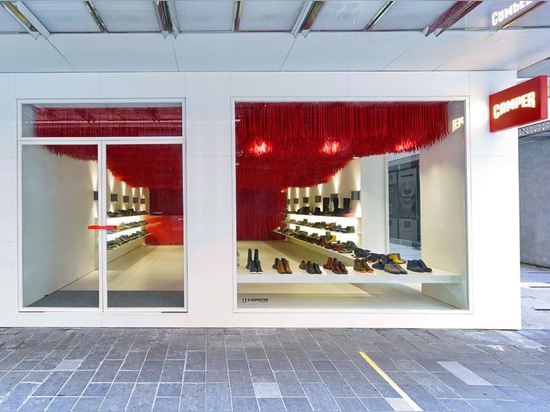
[286,213,360,225]
[107,233,149,262]
[286,223,360,241]
[106,214,148,224]
[107,226,147,241]
[274,230,356,265]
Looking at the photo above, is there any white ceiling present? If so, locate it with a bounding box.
[0,28,547,73]
[0,0,548,73]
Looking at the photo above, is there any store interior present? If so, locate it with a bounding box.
[21,105,184,309]
[236,101,468,310]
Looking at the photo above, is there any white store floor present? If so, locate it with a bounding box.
[63,245,184,291]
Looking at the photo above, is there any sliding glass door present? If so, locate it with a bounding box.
[105,143,184,308]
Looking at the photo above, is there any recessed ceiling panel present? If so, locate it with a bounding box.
[374,1,455,30]
[0,4,25,32]
[93,0,160,32]
[239,1,304,32]
[311,1,385,31]
[175,0,234,32]
[23,0,100,33]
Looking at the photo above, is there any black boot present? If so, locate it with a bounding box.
[246,249,252,270]
[246,248,252,270]
[332,197,339,215]
[253,249,261,273]
[342,198,351,214]
[322,197,330,214]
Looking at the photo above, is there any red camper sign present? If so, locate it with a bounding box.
[489,75,548,132]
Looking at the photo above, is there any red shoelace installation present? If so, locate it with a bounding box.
[34,102,449,241]
[235,101,449,239]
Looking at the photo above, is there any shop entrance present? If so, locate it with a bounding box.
[19,104,185,311]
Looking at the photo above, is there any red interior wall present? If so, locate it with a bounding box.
[146,188,184,245]
[237,189,285,241]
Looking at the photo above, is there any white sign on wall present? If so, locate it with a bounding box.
[491,1,533,26]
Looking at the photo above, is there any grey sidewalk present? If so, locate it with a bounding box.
[0,327,549,411]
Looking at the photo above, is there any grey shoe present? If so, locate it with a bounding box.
[385,262,407,275]
[384,262,401,274]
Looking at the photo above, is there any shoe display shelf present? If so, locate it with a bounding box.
[274,229,356,266]
[253,230,463,285]
[286,213,360,227]
[105,214,150,262]
[107,233,150,262]
[285,222,360,242]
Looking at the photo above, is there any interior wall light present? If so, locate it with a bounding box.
[110,193,118,202]
[123,195,130,203]
[133,197,139,204]
[286,198,291,205]
[321,141,341,155]
[330,193,338,200]
[249,141,271,156]
[293,198,299,204]
[93,191,98,201]
[140,198,146,205]
[351,191,361,201]
[315,195,322,203]
[302,197,309,204]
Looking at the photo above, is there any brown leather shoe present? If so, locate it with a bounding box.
[339,261,348,274]
[277,259,286,274]
[282,258,292,274]
[362,259,374,273]
[323,258,334,269]
[332,260,342,274]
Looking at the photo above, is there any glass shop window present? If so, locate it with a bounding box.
[235,101,468,311]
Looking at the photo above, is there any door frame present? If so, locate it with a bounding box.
[16,101,187,313]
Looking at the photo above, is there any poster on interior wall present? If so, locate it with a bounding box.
[388,171,398,219]
[397,168,418,219]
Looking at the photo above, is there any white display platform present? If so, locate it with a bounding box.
[237,272,461,284]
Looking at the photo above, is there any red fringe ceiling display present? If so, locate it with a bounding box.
[235,102,449,190]
[35,107,182,190]
[34,106,182,137]
[35,103,449,242]
[235,101,449,240]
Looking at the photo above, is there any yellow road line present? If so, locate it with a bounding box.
[359,351,422,412]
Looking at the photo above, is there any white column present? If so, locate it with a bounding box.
[360,155,387,253]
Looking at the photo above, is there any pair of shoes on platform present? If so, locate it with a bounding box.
[246,248,263,273]
[299,260,322,274]
[273,257,292,274]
